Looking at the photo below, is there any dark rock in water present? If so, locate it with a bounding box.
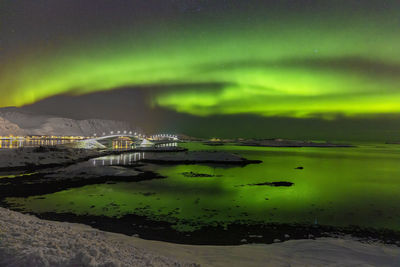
[248,181,294,187]
[141,151,262,165]
[203,142,225,146]
[182,172,219,178]
[142,192,156,196]
[295,166,304,170]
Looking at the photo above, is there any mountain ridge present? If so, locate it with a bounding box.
[0,107,135,136]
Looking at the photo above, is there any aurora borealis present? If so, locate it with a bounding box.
[2,0,400,139]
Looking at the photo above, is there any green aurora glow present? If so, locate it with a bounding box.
[1,1,400,119]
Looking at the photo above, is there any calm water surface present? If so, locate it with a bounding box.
[6,143,400,232]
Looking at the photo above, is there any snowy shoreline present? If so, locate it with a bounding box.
[1,207,399,266]
[0,147,106,171]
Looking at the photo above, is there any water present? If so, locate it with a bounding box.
[0,139,73,149]
[5,142,400,232]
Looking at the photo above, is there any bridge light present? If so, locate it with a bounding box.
[123,130,127,134]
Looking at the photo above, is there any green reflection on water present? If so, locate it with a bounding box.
[6,143,400,231]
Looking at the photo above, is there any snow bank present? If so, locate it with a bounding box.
[0,147,102,169]
[0,208,197,267]
[1,207,399,266]
[45,162,141,179]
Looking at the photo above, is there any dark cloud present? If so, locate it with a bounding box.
[21,87,400,141]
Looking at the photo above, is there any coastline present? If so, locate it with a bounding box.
[1,207,399,267]
[2,143,400,266]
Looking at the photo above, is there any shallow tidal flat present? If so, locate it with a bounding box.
[2,142,400,245]
[0,149,258,198]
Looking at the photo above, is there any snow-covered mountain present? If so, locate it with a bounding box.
[0,107,135,136]
[0,117,26,136]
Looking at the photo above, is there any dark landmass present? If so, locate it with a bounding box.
[236,181,294,187]
[132,147,188,152]
[249,181,294,187]
[235,139,354,147]
[182,172,222,178]
[141,151,262,165]
[203,142,225,146]
[385,142,400,145]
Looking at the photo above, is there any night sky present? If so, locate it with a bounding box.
[1,0,400,141]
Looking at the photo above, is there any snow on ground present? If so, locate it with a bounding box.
[65,140,106,149]
[44,162,141,179]
[1,207,399,267]
[0,147,103,169]
[0,207,197,267]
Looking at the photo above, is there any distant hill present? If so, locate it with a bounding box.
[0,107,135,136]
